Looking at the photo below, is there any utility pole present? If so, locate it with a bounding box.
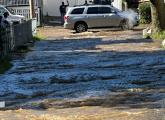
[29,0,35,19]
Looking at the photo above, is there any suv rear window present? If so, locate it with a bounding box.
[71,8,84,14]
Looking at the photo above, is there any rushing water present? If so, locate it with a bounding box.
[0,38,165,108]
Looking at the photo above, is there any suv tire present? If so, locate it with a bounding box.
[75,22,87,33]
[121,19,130,30]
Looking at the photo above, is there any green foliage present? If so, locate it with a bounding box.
[0,57,13,74]
[151,31,165,40]
[33,34,45,41]
[139,2,151,24]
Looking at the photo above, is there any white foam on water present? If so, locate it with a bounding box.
[118,9,138,29]
[0,101,5,108]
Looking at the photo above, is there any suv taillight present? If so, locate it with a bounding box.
[64,16,69,21]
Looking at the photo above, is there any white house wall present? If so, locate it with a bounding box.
[43,0,122,17]
[112,0,122,10]
[43,0,91,17]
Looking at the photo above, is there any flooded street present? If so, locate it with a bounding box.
[0,27,165,120]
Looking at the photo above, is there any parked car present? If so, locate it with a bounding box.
[64,5,139,33]
[0,5,25,24]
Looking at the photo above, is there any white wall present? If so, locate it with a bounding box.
[43,0,92,17]
[43,0,123,17]
[112,0,122,10]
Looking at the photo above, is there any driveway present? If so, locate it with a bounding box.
[0,26,164,120]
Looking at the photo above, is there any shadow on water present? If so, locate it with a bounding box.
[35,38,153,52]
[71,27,143,34]
[0,37,164,110]
[52,88,165,110]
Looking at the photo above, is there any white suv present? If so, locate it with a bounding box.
[0,5,25,24]
[64,5,138,33]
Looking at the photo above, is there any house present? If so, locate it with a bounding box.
[43,0,123,17]
[43,0,89,17]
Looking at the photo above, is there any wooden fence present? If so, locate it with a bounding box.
[10,6,31,21]
[7,6,41,26]
[0,27,13,58]
[0,20,33,59]
[13,20,33,47]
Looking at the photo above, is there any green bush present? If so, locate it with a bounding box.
[151,31,165,40]
[139,2,151,24]
[33,34,46,41]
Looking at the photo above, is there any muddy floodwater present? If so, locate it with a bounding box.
[0,28,165,120]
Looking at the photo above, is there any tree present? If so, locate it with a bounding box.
[150,0,165,32]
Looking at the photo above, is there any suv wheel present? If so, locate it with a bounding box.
[121,19,129,30]
[75,22,87,33]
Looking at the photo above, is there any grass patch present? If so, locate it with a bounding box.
[0,57,13,74]
[151,31,165,40]
[33,33,46,41]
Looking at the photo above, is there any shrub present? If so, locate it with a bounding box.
[151,31,165,40]
[33,34,46,41]
[139,2,151,24]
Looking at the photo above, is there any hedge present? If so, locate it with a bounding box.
[139,2,151,24]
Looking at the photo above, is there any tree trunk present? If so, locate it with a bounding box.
[150,0,165,32]
[158,0,165,30]
[150,2,160,32]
